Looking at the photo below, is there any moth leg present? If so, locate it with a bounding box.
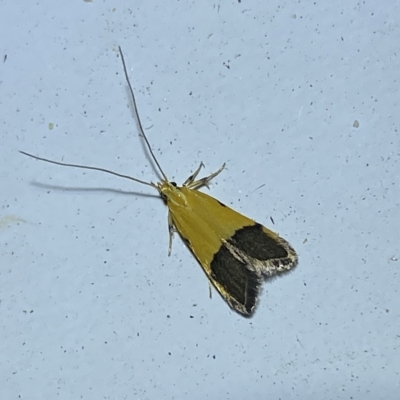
[168,211,176,256]
[187,163,225,190]
[183,162,204,186]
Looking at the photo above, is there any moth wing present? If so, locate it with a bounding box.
[167,188,259,314]
[168,188,297,315]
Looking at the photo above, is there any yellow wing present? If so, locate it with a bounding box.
[167,187,297,316]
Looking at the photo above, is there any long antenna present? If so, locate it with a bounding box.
[19,151,155,188]
[118,46,168,182]
[20,47,171,189]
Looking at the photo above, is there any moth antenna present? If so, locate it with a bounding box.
[19,151,155,188]
[118,46,169,182]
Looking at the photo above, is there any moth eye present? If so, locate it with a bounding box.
[171,182,177,187]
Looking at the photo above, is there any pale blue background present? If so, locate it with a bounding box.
[1,1,399,399]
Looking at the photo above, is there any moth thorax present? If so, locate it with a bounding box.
[159,182,188,207]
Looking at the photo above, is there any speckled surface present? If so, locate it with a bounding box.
[1,1,399,399]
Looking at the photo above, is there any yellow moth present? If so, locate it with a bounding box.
[21,47,298,316]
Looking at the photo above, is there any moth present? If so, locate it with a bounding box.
[21,47,298,316]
